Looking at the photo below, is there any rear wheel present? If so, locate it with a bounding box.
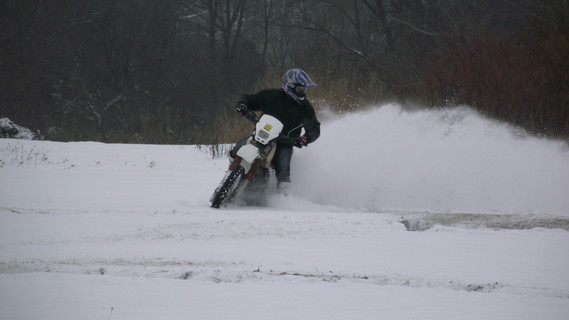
[210,166,246,208]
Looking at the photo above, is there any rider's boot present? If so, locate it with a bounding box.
[277,177,291,194]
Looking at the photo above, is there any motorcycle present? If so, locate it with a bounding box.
[209,110,300,208]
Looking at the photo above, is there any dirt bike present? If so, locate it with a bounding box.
[209,110,300,208]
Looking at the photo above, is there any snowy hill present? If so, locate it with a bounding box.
[1,104,569,320]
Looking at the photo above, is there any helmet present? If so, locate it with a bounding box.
[282,68,317,101]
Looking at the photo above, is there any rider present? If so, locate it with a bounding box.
[234,68,321,188]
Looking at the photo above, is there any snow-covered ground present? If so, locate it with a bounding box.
[1,104,569,320]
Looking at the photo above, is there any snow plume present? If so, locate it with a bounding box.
[291,104,569,215]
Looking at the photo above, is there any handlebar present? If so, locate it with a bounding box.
[242,110,259,124]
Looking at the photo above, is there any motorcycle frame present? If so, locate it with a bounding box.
[229,140,277,182]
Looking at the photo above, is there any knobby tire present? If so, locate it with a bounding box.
[210,166,245,208]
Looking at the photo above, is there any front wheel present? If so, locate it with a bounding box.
[210,165,246,208]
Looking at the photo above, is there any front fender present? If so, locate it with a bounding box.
[236,144,259,165]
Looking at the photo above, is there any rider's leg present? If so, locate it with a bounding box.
[272,146,293,188]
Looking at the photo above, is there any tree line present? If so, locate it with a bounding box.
[1,0,567,144]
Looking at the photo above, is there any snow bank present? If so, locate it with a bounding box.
[0,118,38,140]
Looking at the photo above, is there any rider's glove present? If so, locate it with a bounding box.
[276,136,295,147]
[236,103,248,114]
[294,136,309,148]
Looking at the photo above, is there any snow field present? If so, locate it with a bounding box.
[1,104,569,319]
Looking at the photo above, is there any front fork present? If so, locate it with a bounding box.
[228,156,262,182]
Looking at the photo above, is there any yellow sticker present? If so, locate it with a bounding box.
[264,124,273,131]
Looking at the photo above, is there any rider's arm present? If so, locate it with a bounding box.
[301,107,321,144]
[237,93,263,112]
[302,101,320,143]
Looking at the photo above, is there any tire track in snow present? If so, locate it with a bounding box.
[2,258,568,300]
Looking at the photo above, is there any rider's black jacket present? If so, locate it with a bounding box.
[238,89,321,144]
